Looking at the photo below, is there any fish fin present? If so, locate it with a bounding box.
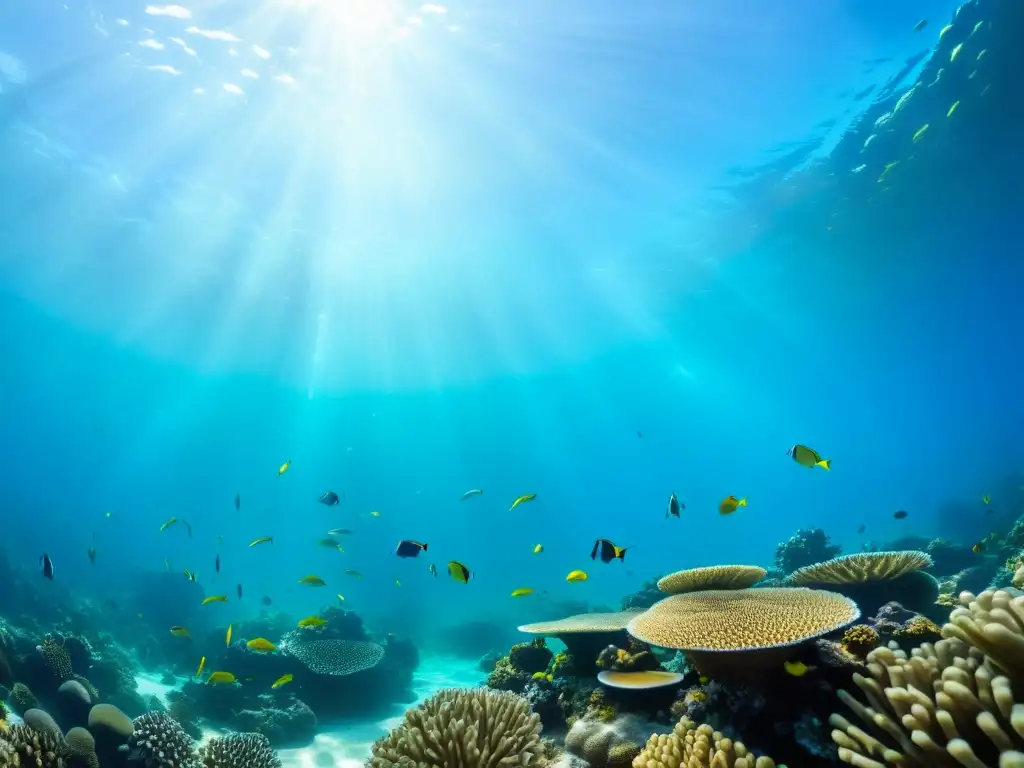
[739,498,748,506]
[817,459,831,471]
[589,540,599,560]
[422,543,428,551]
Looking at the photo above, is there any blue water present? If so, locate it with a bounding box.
[0,0,1021,655]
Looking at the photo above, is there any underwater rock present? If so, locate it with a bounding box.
[522,680,564,731]
[775,527,841,574]
[620,578,663,612]
[924,538,977,575]
[233,698,317,747]
[564,714,656,768]
[10,682,38,716]
[478,650,501,673]
[869,601,942,648]
[509,639,554,675]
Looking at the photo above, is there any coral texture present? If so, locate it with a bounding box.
[632,717,776,768]
[788,551,932,585]
[656,566,767,595]
[284,638,384,676]
[368,688,543,768]
[127,711,200,768]
[518,612,642,635]
[199,732,283,768]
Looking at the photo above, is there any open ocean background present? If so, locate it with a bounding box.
[1,0,1022,657]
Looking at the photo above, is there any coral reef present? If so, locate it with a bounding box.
[564,715,654,768]
[840,625,880,659]
[199,733,283,768]
[787,551,939,614]
[775,528,841,574]
[0,722,68,768]
[368,688,544,768]
[518,612,642,676]
[126,711,200,768]
[831,586,1024,765]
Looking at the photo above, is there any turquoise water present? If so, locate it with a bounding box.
[1,0,1021,659]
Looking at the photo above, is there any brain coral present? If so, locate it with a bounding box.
[199,732,282,768]
[368,688,543,768]
[66,726,100,768]
[285,638,384,676]
[656,566,767,595]
[128,711,199,768]
[788,551,932,585]
[831,587,1024,766]
[632,717,776,768]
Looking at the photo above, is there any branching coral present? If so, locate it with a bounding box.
[198,733,282,768]
[831,587,1024,766]
[0,722,68,767]
[632,716,777,768]
[368,688,543,768]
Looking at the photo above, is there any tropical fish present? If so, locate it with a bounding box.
[972,541,985,554]
[698,676,710,685]
[509,494,537,511]
[202,595,228,605]
[182,519,193,538]
[894,510,908,519]
[298,575,326,587]
[369,511,381,517]
[950,43,963,62]
[336,594,345,602]
[278,460,292,476]
[395,540,428,558]
[247,638,277,652]
[195,656,206,678]
[249,537,273,547]
[913,19,927,32]
[234,493,240,511]
[318,537,341,548]
[447,561,471,584]
[395,579,401,587]
[337,545,345,553]
[947,101,960,118]
[319,490,340,506]
[271,673,293,689]
[237,584,243,599]
[298,616,327,628]
[207,671,237,685]
[327,528,353,535]
[225,625,233,646]
[40,553,54,580]
[970,20,985,37]
[170,626,190,638]
[787,445,831,471]
[460,489,484,501]
[159,517,178,532]
[983,495,991,505]
[511,588,534,597]
[719,496,747,515]
[667,493,683,518]
[428,563,437,578]
[566,570,588,583]
[977,49,987,61]
[215,554,220,573]
[912,124,930,143]
[939,23,953,39]
[590,538,628,563]
[87,547,97,565]
[184,569,197,582]
[784,661,809,677]
[533,544,544,554]
[343,570,362,579]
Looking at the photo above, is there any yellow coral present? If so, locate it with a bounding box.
[892,615,940,637]
[935,592,959,607]
[656,565,767,595]
[840,624,879,659]
[633,717,776,768]
[788,550,931,585]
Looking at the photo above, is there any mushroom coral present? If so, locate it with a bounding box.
[519,611,642,675]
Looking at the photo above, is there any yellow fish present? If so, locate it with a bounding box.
[337,545,345,553]
[271,673,293,689]
[343,570,362,579]
[912,124,930,143]
[950,43,963,62]
[278,460,292,476]
[698,676,710,685]
[298,575,326,587]
[370,511,381,517]
[784,660,809,677]
[947,100,960,118]
[195,656,206,679]
[169,626,190,638]
[183,569,196,582]
[509,494,537,511]
[337,594,346,602]
[983,495,991,504]
[511,588,534,597]
[447,561,472,584]
[249,537,273,547]
[566,570,588,583]
[787,445,830,471]
[247,638,277,653]
[159,517,178,532]
[972,541,985,554]
[207,671,236,685]
[533,544,543,554]
[225,625,233,646]
[395,579,401,587]
[202,595,228,605]
[938,23,953,40]
[298,616,327,628]
[719,496,747,515]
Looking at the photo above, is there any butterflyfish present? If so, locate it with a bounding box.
[447,561,471,584]
[719,496,747,515]
[590,538,628,563]
[566,570,588,583]
[787,445,831,471]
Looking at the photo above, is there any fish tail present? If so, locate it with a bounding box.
[817,459,831,471]
[422,543,428,551]
[739,498,748,506]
